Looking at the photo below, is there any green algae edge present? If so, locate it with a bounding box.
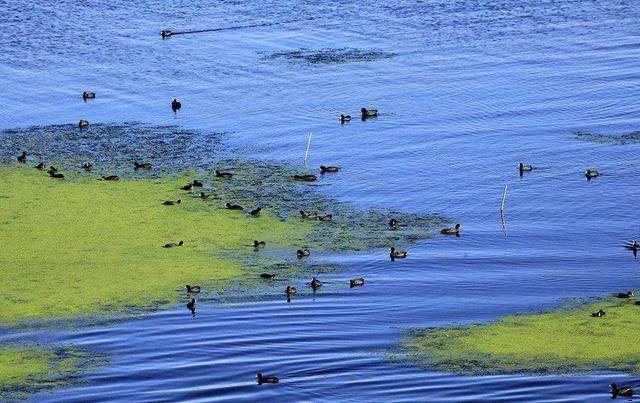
[0,164,312,325]
[403,298,640,375]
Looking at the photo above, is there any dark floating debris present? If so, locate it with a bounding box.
[264,47,397,65]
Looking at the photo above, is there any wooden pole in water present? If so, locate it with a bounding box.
[500,184,508,213]
[304,132,312,166]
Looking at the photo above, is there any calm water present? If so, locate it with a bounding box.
[2,0,640,401]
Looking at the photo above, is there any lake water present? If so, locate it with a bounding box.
[2,0,640,401]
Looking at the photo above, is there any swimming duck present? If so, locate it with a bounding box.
[180,183,193,191]
[34,161,45,170]
[185,285,201,293]
[310,277,322,290]
[350,277,365,288]
[260,273,276,280]
[624,240,639,251]
[340,114,351,123]
[389,218,399,228]
[591,309,606,317]
[297,249,310,258]
[163,240,184,248]
[17,151,27,163]
[441,224,461,235]
[285,285,297,296]
[256,372,279,385]
[299,210,318,220]
[585,169,600,179]
[610,383,633,397]
[318,214,332,221]
[171,98,181,111]
[162,199,181,205]
[390,247,407,259]
[83,162,93,172]
[49,171,64,179]
[616,291,634,298]
[518,163,533,174]
[225,202,243,211]
[199,192,211,199]
[161,29,173,38]
[249,207,262,216]
[192,179,203,187]
[215,170,233,179]
[253,240,266,248]
[293,174,317,182]
[361,108,378,119]
[186,298,196,314]
[134,162,152,170]
[320,165,339,173]
[47,166,58,174]
[82,91,96,100]
[102,175,119,181]
[78,119,90,127]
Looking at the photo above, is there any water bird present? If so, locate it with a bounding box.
[83,162,93,171]
[225,202,243,211]
[171,98,181,111]
[390,247,407,259]
[361,107,378,119]
[180,183,193,191]
[318,214,332,221]
[257,372,278,385]
[47,166,58,174]
[101,175,119,181]
[34,162,45,170]
[340,114,351,123]
[310,277,322,290]
[163,199,181,205]
[296,249,310,258]
[624,240,639,251]
[293,174,317,182]
[249,207,262,216]
[192,179,203,187]
[161,29,173,38]
[389,218,399,228]
[78,119,89,127]
[519,163,533,175]
[260,273,276,280]
[610,383,633,398]
[350,277,365,288]
[285,285,297,296]
[186,298,196,314]
[616,291,634,298]
[17,151,27,163]
[163,241,184,248]
[215,170,232,179]
[185,285,201,293]
[320,165,339,173]
[253,240,266,248]
[82,91,96,100]
[134,162,152,170]
[199,192,211,199]
[299,210,318,220]
[591,309,606,317]
[49,171,64,179]
[585,169,600,179]
[441,224,461,235]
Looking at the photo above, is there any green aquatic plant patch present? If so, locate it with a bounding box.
[404,298,640,374]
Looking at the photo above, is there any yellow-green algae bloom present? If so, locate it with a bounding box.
[405,298,640,374]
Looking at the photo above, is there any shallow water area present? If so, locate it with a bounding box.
[2,0,640,401]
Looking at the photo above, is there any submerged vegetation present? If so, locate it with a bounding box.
[404,297,640,374]
[574,130,640,145]
[263,47,397,65]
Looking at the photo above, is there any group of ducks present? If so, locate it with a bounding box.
[340,107,378,124]
[75,93,182,128]
[16,152,130,181]
[518,162,601,180]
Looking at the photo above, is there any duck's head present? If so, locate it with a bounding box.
[455,224,461,229]
[361,108,367,113]
[390,247,395,253]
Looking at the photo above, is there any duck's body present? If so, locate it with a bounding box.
[134,162,152,170]
[257,372,278,385]
[310,277,322,290]
[185,285,201,293]
[390,247,407,259]
[47,166,58,175]
[389,218,399,228]
[260,273,276,280]
[350,277,365,288]
[253,240,266,248]
[318,214,332,221]
[163,199,181,205]
[163,240,184,248]
[82,91,96,100]
[249,207,262,216]
[285,285,297,296]
[300,210,318,220]
[171,98,181,111]
[293,174,317,182]
[225,203,243,211]
[161,30,173,38]
[320,165,339,173]
[625,241,639,250]
[441,224,461,235]
[585,169,600,179]
[78,119,89,127]
[340,114,351,123]
[297,249,310,258]
[361,108,378,118]
[17,151,27,163]
[215,170,233,179]
[83,162,93,172]
[186,298,196,314]
[34,162,45,170]
[180,183,193,191]
[102,175,119,181]
[616,291,634,299]
[199,192,211,199]
[192,179,203,187]
[591,309,606,317]
[519,163,533,173]
[50,171,64,179]
[611,383,633,397]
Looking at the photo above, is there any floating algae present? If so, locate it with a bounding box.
[263,47,397,65]
[574,130,640,145]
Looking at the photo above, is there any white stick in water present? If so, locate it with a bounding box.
[303,132,312,166]
[500,184,509,213]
